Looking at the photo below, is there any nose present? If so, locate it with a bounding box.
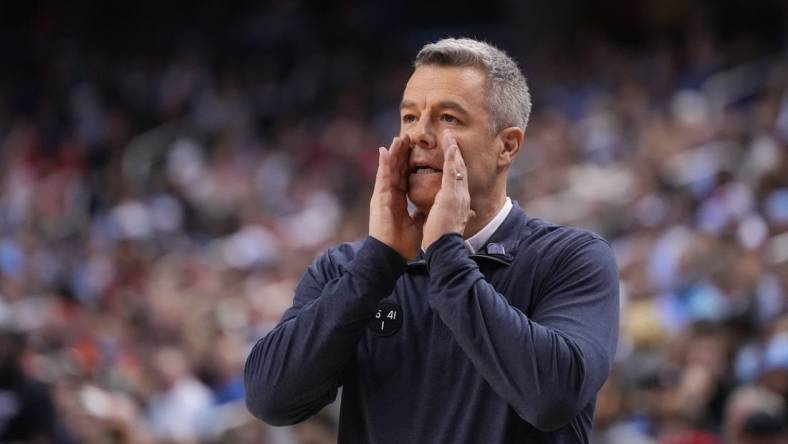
[406,117,438,150]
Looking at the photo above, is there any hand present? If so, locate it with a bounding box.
[369,135,427,260]
[422,130,475,250]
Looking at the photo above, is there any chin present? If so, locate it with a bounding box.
[407,188,436,213]
[408,175,440,213]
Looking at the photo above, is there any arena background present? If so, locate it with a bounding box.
[1,1,787,443]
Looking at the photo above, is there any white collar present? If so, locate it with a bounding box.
[464,197,512,253]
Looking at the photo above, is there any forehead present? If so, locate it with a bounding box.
[402,65,488,111]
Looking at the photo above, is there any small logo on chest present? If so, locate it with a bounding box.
[368,301,402,336]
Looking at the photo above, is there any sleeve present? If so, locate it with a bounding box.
[425,232,619,431]
[244,236,407,426]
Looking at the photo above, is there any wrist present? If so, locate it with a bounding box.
[423,229,462,251]
[369,234,416,261]
[348,236,408,288]
[424,233,468,273]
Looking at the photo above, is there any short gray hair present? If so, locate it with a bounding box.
[414,38,531,133]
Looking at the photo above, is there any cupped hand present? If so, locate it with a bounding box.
[369,135,427,260]
[422,130,475,250]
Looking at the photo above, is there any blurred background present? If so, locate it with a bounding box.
[1,0,787,443]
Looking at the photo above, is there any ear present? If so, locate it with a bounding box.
[497,127,524,168]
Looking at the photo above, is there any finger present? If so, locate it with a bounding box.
[440,129,457,156]
[386,137,409,218]
[442,130,470,191]
[388,136,405,191]
[389,135,411,192]
[373,146,389,195]
[440,130,460,190]
[452,139,469,181]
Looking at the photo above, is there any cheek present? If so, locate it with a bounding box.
[459,144,497,185]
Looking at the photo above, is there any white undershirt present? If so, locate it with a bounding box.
[422,197,513,254]
[463,197,512,254]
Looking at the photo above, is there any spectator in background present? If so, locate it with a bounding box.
[0,317,56,443]
[145,346,213,442]
[0,2,787,443]
[292,412,337,444]
[723,385,786,444]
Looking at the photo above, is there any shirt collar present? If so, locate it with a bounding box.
[464,197,512,254]
[408,200,528,271]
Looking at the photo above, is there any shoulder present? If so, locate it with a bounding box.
[304,238,367,279]
[516,219,619,310]
[521,217,611,256]
[517,217,616,277]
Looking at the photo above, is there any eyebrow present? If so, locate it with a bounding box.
[399,100,471,118]
[399,100,417,111]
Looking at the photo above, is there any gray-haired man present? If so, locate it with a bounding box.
[245,37,619,443]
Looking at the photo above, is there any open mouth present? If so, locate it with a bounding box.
[410,164,443,175]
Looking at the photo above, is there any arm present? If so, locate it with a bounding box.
[245,135,423,425]
[425,232,619,431]
[244,236,406,425]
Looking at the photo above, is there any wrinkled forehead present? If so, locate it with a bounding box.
[402,65,490,113]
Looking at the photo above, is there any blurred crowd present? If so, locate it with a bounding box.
[1,1,788,443]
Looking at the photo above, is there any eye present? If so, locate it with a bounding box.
[402,114,417,124]
[440,114,460,124]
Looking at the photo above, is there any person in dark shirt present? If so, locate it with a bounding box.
[0,328,56,444]
[244,37,620,443]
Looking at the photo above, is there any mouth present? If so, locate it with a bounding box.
[409,163,443,175]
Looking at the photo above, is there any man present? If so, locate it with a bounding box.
[245,38,619,443]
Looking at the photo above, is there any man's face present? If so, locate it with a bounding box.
[399,65,501,212]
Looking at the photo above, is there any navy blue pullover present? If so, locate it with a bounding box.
[244,203,619,443]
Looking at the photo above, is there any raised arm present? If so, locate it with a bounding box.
[425,232,619,431]
[244,135,424,425]
[243,236,406,425]
[421,130,619,431]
